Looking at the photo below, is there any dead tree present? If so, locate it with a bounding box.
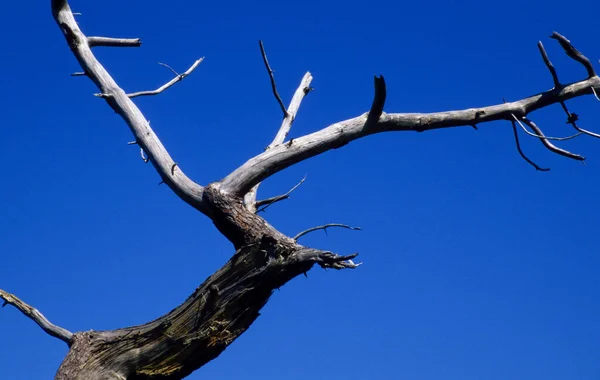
[1,1,599,379]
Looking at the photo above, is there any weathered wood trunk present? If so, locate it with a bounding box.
[55,185,354,379]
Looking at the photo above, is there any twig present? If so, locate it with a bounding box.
[141,147,149,163]
[256,175,307,213]
[365,75,387,128]
[592,87,600,102]
[272,72,313,146]
[0,289,73,346]
[550,32,596,78]
[244,72,313,211]
[259,40,288,118]
[511,114,582,141]
[294,223,361,241]
[127,58,204,98]
[522,116,585,160]
[71,72,86,77]
[537,42,560,88]
[559,101,600,138]
[88,36,142,48]
[510,120,550,171]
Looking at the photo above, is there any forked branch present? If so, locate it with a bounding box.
[245,41,313,211]
[222,34,599,196]
[51,0,207,214]
[127,58,204,98]
[0,289,73,345]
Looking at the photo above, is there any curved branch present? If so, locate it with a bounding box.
[294,223,361,241]
[127,58,203,98]
[221,75,600,196]
[52,0,207,213]
[0,289,73,346]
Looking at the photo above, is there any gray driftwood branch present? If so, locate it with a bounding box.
[0,289,73,345]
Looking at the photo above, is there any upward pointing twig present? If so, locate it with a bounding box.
[259,40,288,118]
[294,224,361,241]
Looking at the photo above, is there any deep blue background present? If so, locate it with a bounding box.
[1,1,599,379]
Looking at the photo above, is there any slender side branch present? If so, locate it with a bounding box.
[538,42,560,88]
[510,120,550,171]
[550,32,596,78]
[521,116,585,160]
[560,101,600,138]
[259,40,288,117]
[294,223,361,241]
[0,289,73,346]
[244,71,313,211]
[87,36,142,48]
[127,58,204,98]
[510,114,582,141]
[256,175,306,213]
[52,0,207,213]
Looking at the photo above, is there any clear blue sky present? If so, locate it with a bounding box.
[1,1,599,379]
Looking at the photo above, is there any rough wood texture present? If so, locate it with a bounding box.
[0,1,596,379]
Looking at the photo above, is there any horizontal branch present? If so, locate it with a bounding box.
[127,59,203,98]
[294,223,361,241]
[87,36,142,47]
[0,289,73,345]
[221,74,600,196]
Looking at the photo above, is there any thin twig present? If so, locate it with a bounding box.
[0,289,73,346]
[88,36,142,48]
[550,32,596,78]
[259,40,288,118]
[511,114,582,141]
[537,42,560,88]
[592,87,600,102]
[127,58,204,98]
[510,120,550,171]
[560,101,600,138]
[71,72,86,77]
[256,175,307,213]
[141,147,149,163]
[522,116,585,160]
[245,72,313,211]
[294,224,361,241]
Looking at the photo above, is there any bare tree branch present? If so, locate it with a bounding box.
[510,120,550,171]
[0,289,73,345]
[256,175,306,213]
[538,42,560,88]
[52,0,207,213]
[521,116,585,160]
[244,70,313,212]
[221,32,600,197]
[222,76,600,196]
[87,36,142,48]
[510,114,582,141]
[550,32,596,78]
[259,40,288,118]
[127,58,203,98]
[294,223,361,241]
